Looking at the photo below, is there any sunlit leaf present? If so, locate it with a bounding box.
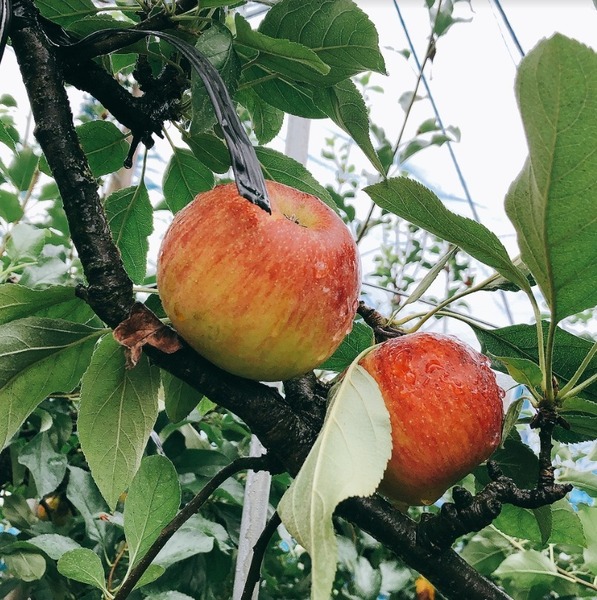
[278,351,391,600]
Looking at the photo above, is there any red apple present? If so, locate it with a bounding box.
[359,332,504,505]
[157,181,361,381]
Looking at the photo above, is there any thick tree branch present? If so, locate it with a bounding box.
[9,3,511,598]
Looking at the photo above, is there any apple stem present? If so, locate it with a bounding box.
[417,406,571,552]
[357,301,405,343]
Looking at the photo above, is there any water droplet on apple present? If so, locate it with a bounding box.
[404,372,416,385]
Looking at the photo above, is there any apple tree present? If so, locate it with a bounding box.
[0,1,596,599]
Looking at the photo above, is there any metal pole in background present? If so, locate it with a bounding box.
[232,115,312,599]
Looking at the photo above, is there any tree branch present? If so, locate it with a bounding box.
[9,3,512,598]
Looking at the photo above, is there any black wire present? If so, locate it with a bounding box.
[491,0,525,59]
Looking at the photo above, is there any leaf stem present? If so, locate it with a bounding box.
[558,340,597,399]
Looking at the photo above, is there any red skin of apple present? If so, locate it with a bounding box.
[157,181,361,381]
[359,333,504,506]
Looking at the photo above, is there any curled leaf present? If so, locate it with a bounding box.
[113,302,182,368]
[278,348,391,599]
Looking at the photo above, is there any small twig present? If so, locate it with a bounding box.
[240,512,282,600]
[113,456,276,600]
[417,406,572,552]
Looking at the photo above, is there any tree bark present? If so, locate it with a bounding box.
[8,2,511,598]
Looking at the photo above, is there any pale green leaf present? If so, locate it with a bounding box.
[66,466,110,543]
[365,178,530,292]
[494,549,558,588]
[578,505,597,574]
[154,514,215,568]
[17,432,67,497]
[491,355,543,389]
[7,148,39,191]
[124,455,181,567]
[505,35,597,321]
[163,148,215,213]
[278,352,391,600]
[134,564,165,589]
[105,183,153,284]
[4,552,46,582]
[0,318,103,449]
[78,335,160,508]
[549,499,586,546]
[28,534,82,561]
[57,548,106,590]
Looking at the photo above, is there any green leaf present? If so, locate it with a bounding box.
[460,529,511,575]
[0,284,97,325]
[17,432,67,497]
[57,548,106,591]
[2,493,37,529]
[492,504,546,544]
[0,189,22,223]
[259,0,386,84]
[236,88,284,145]
[255,146,336,210]
[549,499,586,546]
[35,0,96,27]
[365,178,530,292]
[472,323,597,403]
[278,352,391,600]
[162,148,215,213]
[494,549,558,588]
[105,183,153,284]
[76,121,129,177]
[7,148,39,191]
[3,552,46,582]
[191,21,240,133]
[162,371,201,423]
[319,322,374,372]
[154,514,215,568]
[66,466,110,543]
[184,132,230,174]
[28,534,82,561]
[314,79,385,174]
[5,223,47,262]
[491,355,543,390]
[134,564,165,589]
[245,65,326,119]
[0,120,19,152]
[124,455,181,567]
[505,35,597,322]
[0,318,103,449]
[235,13,331,84]
[145,592,195,600]
[78,335,160,508]
[578,505,597,574]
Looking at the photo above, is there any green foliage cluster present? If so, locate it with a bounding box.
[0,0,595,599]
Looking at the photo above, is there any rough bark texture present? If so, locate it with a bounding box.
[9,1,511,598]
